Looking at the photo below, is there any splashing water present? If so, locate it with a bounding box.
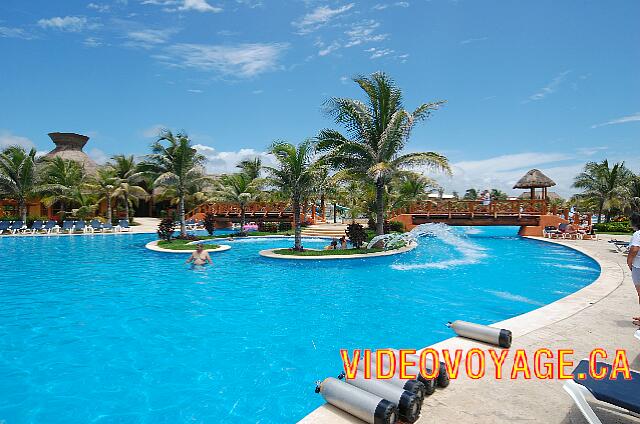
[379,223,487,270]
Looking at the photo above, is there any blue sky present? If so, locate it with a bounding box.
[1,0,638,196]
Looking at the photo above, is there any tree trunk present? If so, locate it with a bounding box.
[124,193,130,221]
[375,178,385,236]
[19,199,27,223]
[106,196,112,222]
[293,196,301,250]
[597,201,604,224]
[320,193,325,220]
[179,194,186,237]
[240,206,246,233]
[333,202,337,223]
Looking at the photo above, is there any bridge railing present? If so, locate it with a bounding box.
[392,199,548,218]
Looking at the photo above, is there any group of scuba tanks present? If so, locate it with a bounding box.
[315,321,512,424]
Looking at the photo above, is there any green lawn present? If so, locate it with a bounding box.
[272,247,384,256]
[158,239,220,250]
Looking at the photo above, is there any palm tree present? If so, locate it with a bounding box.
[0,146,50,222]
[628,176,640,214]
[390,171,436,211]
[236,157,262,180]
[213,172,259,233]
[316,72,450,235]
[40,156,86,214]
[490,188,508,201]
[265,141,318,250]
[572,159,634,223]
[110,154,148,221]
[140,130,207,236]
[86,167,118,222]
[463,188,478,200]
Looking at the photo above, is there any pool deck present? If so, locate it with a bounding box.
[300,234,640,424]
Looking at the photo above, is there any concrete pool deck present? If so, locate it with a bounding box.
[300,234,640,424]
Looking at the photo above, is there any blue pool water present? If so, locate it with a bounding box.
[0,226,599,423]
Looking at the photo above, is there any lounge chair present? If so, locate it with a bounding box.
[543,226,561,238]
[25,220,44,234]
[102,221,114,232]
[61,220,75,233]
[608,239,629,254]
[73,220,87,233]
[43,220,59,234]
[0,221,11,234]
[564,359,640,424]
[8,220,25,234]
[118,219,130,232]
[185,219,197,231]
[635,330,640,342]
[89,219,103,233]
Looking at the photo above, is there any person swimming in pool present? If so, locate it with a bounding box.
[186,243,212,266]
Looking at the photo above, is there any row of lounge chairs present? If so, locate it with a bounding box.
[543,223,597,240]
[0,219,131,235]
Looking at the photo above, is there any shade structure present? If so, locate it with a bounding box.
[512,169,556,189]
[45,132,98,175]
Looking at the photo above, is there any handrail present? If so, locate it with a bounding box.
[392,199,548,218]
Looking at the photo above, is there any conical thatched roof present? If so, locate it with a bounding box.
[44,132,98,175]
[513,169,556,189]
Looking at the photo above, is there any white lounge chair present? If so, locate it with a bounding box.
[564,359,640,424]
[635,330,640,342]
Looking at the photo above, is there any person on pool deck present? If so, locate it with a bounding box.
[339,236,347,250]
[628,213,640,326]
[186,243,212,266]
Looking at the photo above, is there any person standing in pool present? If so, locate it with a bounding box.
[186,243,212,266]
[628,213,640,326]
[339,236,347,250]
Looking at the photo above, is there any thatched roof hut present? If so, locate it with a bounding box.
[513,169,556,200]
[44,132,98,175]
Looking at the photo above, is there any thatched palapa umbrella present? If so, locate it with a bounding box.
[513,169,556,200]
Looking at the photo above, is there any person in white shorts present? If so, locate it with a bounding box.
[628,213,640,326]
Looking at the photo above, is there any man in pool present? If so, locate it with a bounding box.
[186,243,212,266]
[628,213,640,326]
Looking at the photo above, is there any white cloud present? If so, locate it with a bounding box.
[142,0,222,13]
[526,70,571,102]
[180,0,222,12]
[429,152,589,198]
[366,47,394,59]
[142,124,167,138]
[87,3,110,12]
[88,148,108,165]
[37,16,92,32]
[125,28,177,48]
[193,144,275,174]
[83,37,103,47]
[591,112,640,129]
[0,26,32,39]
[157,42,289,77]
[292,3,354,34]
[187,89,203,93]
[316,40,341,56]
[344,20,387,47]
[0,131,35,150]
[460,36,488,45]
[373,2,409,10]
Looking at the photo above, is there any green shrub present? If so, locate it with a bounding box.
[346,223,367,248]
[593,221,633,233]
[387,220,405,233]
[258,221,279,232]
[278,221,292,231]
[157,217,175,241]
[203,212,216,236]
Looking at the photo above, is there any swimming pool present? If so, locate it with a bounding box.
[0,226,599,423]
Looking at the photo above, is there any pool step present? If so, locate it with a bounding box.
[301,225,348,238]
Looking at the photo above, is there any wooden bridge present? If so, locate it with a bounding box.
[391,199,550,227]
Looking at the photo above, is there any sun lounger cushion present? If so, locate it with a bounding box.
[572,360,640,414]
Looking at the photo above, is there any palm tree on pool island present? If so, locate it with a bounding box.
[316,72,451,236]
[265,140,318,250]
[140,130,207,237]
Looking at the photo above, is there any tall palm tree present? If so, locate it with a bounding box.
[573,159,633,223]
[110,154,148,221]
[213,172,259,233]
[265,141,318,250]
[0,146,51,222]
[86,167,118,222]
[236,157,262,181]
[140,130,207,236]
[463,188,478,200]
[316,72,450,235]
[40,156,86,214]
